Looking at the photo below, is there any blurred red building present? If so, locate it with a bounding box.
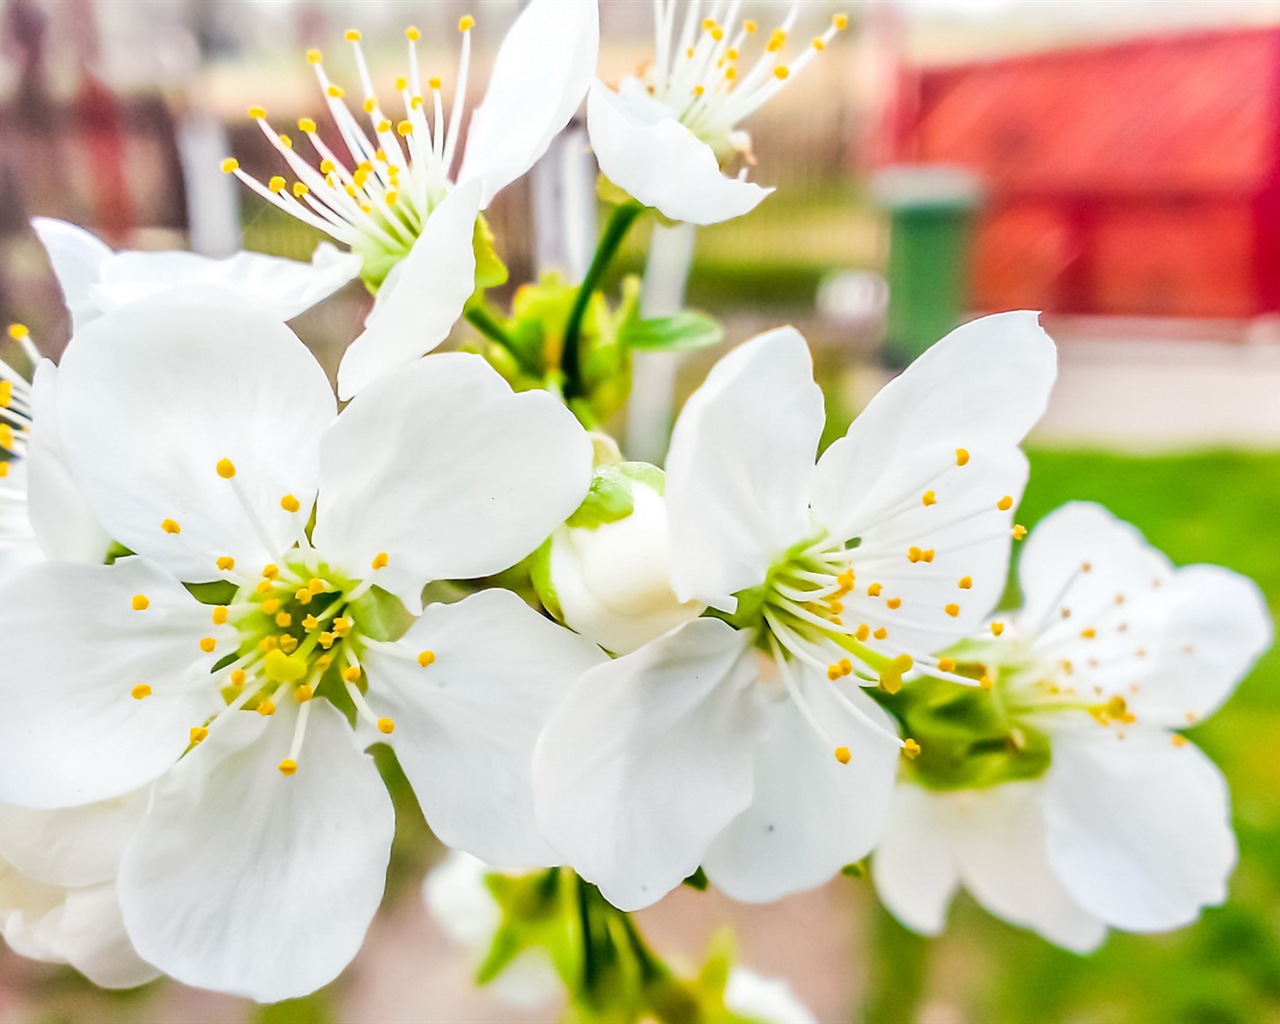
[889,28,1280,319]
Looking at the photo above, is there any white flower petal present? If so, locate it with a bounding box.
[1043,730,1236,933]
[0,558,224,808]
[948,783,1107,953]
[337,181,481,400]
[725,968,817,1024]
[0,790,148,888]
[703,674,900,902]
[30,218,113,333]
[809,311,1056,543]
[666,327,824,605]
[25,360,111,565]
[365,589,607,868]
[586,82,771,226]
[56,290,335,581]
[118,702,394,1002]
[532,618,761,911]
[316,353,591,609]
[458,0,598,206]
[95,243,359,322]
[423,851,502,948]
[871,784,960,936]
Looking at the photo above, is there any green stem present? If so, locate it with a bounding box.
[859,898,932,1024]
[464,303,514,347]
[562,202,645,400]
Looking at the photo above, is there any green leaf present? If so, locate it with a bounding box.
[620,311,724,353]
[252,991,335,1024]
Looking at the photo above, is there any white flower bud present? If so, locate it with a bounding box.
[537,466,704,654]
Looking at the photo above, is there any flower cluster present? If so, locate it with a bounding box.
[0,0,1269,1018]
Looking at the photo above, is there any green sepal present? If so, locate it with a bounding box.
[596,172,640,208]
[529,536,564,623]
[618,460,665,496]
[620,310,724,353]
[473,213,509,291]
[104,541,134,565]
[348,586,413,643]
[186,579,238,607]
[682,866,709,891]
[566,465,637,529]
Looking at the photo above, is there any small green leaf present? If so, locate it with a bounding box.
[621,310,724,353]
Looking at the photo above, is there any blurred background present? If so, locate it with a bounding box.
[3,0,1280,1021]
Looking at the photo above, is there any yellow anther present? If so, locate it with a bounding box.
[296,589,314,605]
[773,65,790,79]
[303,578,325,596]
[327,85,346,99]
[428,76,442,91]
[835,13,850,30]
[262,564,279,580]
[744,19,758,33]
[902,738,922,759]
[315,655,333,672]
[854,624,871,642]
[0,425,12,449]
[131,594,150,611]
[406,26,421,41]
[893,654,914,673]
[342,666,362,684]
[997,495,1014,511]
[262,600,282,617]
[0,463,8,479]
[827,663,841,681]
[248,104,267,119]
[410,95,425,110]
[812,37,826,50]
[837,570,855,589]
[922,490,937,506]
[303,614,319,630]
[907,546,923,563]
[319,158,336,174]
[220,158,240,174]
[255,580,273,595]
[397,121,413,137]
[980,674,993,689]
[333,617,352,636]
[385,191,399,206]
[693,85,705,97]
[294,685,314,703]
[293,182,309,198]
[886,597,902,610]
[319,632,336,648]
[873,626,888,640]
[395,75,408,91]
[190,726,209,744]
[867,582,883,597]
[362,97,376,114]
[199,637,217,653]
[954,448,970,467]
[275,611,293,628]
[264,649,307,684]
[377,717,396,735]
[230,670,247,687]
[991,622,1005,637]
[298,117,318,133]
[834,746,851,765]
[725,66,738,81]
[0,380,11,408]
[1012,524,1028,540]
[353,168,370,189]
[1172,734,1188,748]
[279,134,293,149]
[257,700,276,717]
[279,759,298,776]
[377,119,392,133]
[5,323,27,342]
[131,684,152,700]
[307,48,323,64]
[458,15,475,31]
[958,576,972,590]
[922,549,935,563]
[344,28,362,42]
[1081,627,1097,639]
[417,650,436,668]
[944,603,960,618]
[937,658,956,673]
[280,494,301,513]
[279,636,298,654]
[162,518,181,534]
[371,552,389,570]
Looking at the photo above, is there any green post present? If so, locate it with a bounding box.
[872,165,983,366]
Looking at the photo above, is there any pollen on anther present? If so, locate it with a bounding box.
[377,717,396,735]
[997,495,1014,511]
[230,670,247,687]
[307,48,323,64]
[131,684,152,700]
[773,66,790,80]
[371,552,390,570]
[958,576,973,589]
[294,685,314,703]
[937,658,956,673]
[279,759,298,776]
[944,603,960,618]
[248,104,267,119]
[216,458,236,479]
[276,611,293,628]
[854,624,871,642]
[257,700,276,717]
[867,582,882,597]
[873,626,888,640]
[327,84,346,99]
[280,494,301,513]
[220,158,239,174]
[991,622,1005,636]
[406,25,421,41]
[834,746,851,765]
[161,518,181,535]
[303,614,320,630]
[458,14,476,31]
[397,120,413,137]
[414,649,434,666]
[902,738,922,759]
[190,726,209,744]
[131,594,150,611]
[922,490,937,506]
[344,28,362,42]
[886,597,902,610]
[979,674,993,689]
[834,13,850,29]
[342,666,362,684]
